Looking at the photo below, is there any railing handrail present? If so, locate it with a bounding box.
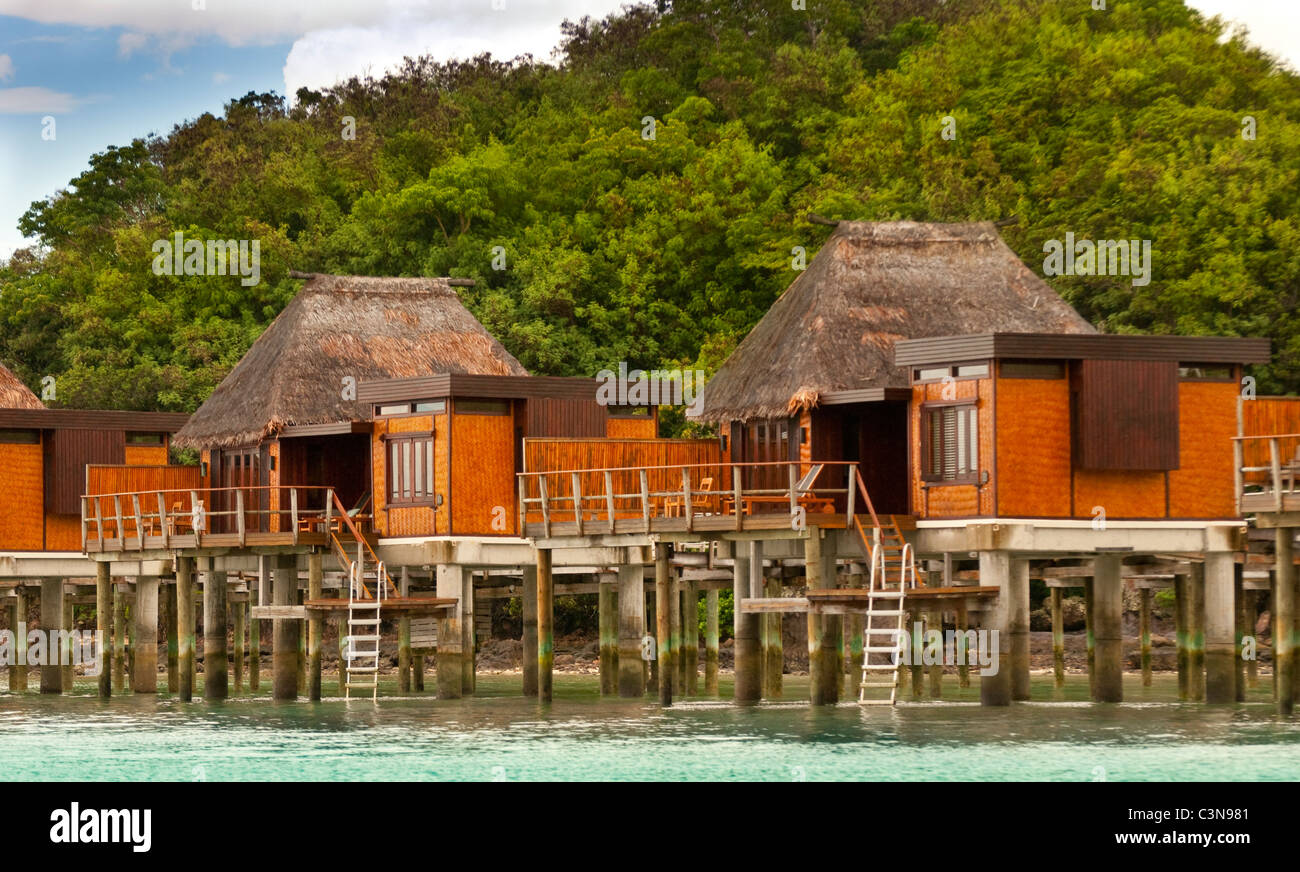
[81,484,338,500]
[1231,433,1300,442]
[330,490,396,599]
[516,459,862,478]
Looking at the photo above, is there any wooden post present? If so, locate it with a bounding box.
[232,597,245,692]
[521,565,538,696]
[926,604,943,699]
[763,576,783,699]
[1174,573,1189,700]
[204,563,228,700]
[955,597,971,689]
[598,573,618,695]
[112,582,126,693]
[675,579,686,692]
[1139,587,1152,687]
[1275,528,1295,715]
[1245,589,1259,689]
[1050,587,1065,689]
[1205,552,1237,704]
[617,563,646,697]
[336,614,346,696]
[297,586,306,695]
[398,615,411,693]
[308,552,322,700]
[9,587,27,692]
[436,563,465,699]
[705,588,719,696]
[250,582,261,692]
[656,545,673,705]
[1188,562,1206,702]
[163,582,178,693]
[1092,555,1123,703]
[462,573,476,695]
[96,564,111,697]
[414,653,425,691]
[132,577,159,694]
[177,558,194,701]
[683,580,698,696]
[272,554,298,701]
[733,544,759,702]
[806,532,827,705]
[1233,567,1246,703]
[1084,577,1096,698]
[61,591,74,692]
[537,549,554,702]
[40,578,64,694]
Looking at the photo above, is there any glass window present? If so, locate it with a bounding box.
[125,432,164,445]
[387,433,436,506]
[413,400,446,413]
[0,429,39,444]
[457,398,509,415]
[378,403,411,416]
[956,363,989,378]
[1001,360,1066,379]
[924,404,979,482]
[916,366,951,382]
[1178,363,1233,381]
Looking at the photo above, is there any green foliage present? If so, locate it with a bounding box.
[3,0,1298,410]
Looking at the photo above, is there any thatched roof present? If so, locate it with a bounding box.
[0,362,45,410]
[175,274,527,449]
[697,220,1096,423]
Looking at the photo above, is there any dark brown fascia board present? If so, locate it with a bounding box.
[278,421,374,439]
[894,333,1272,367]
[357,373,600,404]
[0,408,191,431]
[818,388,913,405]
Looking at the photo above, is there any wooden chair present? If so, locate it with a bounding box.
[663,476,714,517]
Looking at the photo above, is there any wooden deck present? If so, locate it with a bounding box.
[304,597,456,618]
[86,530,330,554]
[740,586,999,615]
[523,511,848,539]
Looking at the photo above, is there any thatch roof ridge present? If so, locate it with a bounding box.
[697,220,1096,423]
[0,361,45,410]
[175,274,526,449]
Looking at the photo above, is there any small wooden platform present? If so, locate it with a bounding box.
[524,512,847,539]
[740,586,998,615]
[86,531,330,555]
[303,596,456,618]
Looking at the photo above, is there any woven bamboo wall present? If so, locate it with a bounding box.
[451,410,515,535]
[1168,381,1237,518]
[995,374,1072,517]
[0,442,43,549]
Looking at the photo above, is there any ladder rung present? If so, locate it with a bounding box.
[350,618,381,626]
[349,634,380,642]
[348,666,379,673]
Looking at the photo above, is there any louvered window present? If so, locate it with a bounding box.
[387,433,436,506]
[923,404,979,483]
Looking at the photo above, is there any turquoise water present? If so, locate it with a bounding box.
[3,674,1298,781]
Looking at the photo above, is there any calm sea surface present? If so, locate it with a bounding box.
[2,673,1297,781]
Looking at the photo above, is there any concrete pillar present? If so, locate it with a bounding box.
[763,576,783,699]
[163,583,178,693]
[249,585,260,692]
[132,577,159,693]
[1188,562,1206,702]
[683,580,699,696]
[1139,587,1152,687]
[61,591,74,692]
[112,583,126,693]
[1234,569,1246,702]
[705,588,719,696]
[204,564,228,700]
[617,563,646,697]
[521,565,538,696]
[40,578,64,694]
[398,615,412,693]
[176,557,194,701]
[272,554,298,701]
[232,598,245,692]
[1092,554,1123,703]
[1204,552,1237,703]
[1050,587,1065,689]
[656,545,673,705]
[9,586,28,692]
[96,564,111,697]
[805,533,834,705]
[598,573,618,695]
[978,552,1014,706]
[536,549,554,702]
[1274,529,1295,714]
[307,552,322,700]
[1174,573,1189,700]
[436,563,465,700]
[733,544,759,703]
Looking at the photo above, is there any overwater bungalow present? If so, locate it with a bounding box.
[60,223,1300,714]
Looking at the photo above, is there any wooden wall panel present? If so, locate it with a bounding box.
[0,442,44,549]
[1168,381,1237,518]
[374,414,444,538]
[1073,470,1166,519]
[1073,359,1179,470]
[44,428,124,514]
[451,412,516,535]
[527,397,606,437]
[995,375,1072,517]
[910,378,991,519]
[606,416,656,439]
[124,444,167,466]
[43,514,81,551]
[1240,396,1300,483]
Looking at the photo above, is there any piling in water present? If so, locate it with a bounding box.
[398,615,412,694]
[204,565,228,700]
[1188,562,1206,702]
[763,577,782,699]
[40,578,63,694]
[1139,587,1152,687]
[598,575,617,695]
[272,554,298,701]
[1051,588,1065,689]
[1204,552,1237,704]
[1274,529,1294,715]
[656,546,673,706]
[233,597,245,693]
[9,586,28,692]
[617,564,646,697]
[705,588,719,696]
[308,552,322,701]
[132,577,159,694]
[177,557,194,701]
[249,585,260,692]
[437,563,465,700]
[1092,555,1123,703]
[522,565,538,697]
[733,544,760,703]
[96,564,111,698]
[1174,574,1189,700]
[537,549,554,702]
[112,583,126,693]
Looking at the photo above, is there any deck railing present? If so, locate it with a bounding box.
[81,485,340,552]
[1232,433,1300,515]
[516,460,873,537]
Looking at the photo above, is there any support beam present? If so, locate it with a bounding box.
[203,564,228,700]
[335,615,346,696]
[521,565,538,697]
[1188,562,1206,702]
[844,567,863,700]
[414,653,425,691]
[398,615,411,693]
[656,545,673,705]
[537,549,554,702]
[683,580,699,696]
[1204,552,1237,704]
[733,544,759,703]
[1234,570,1246,703]
[96,564,111,697]
[705,588,719,697]
[598,574,618,695]
[176,557,194,701]
[112,583,126,693]
[297,587,306,695]
[1174,573,1189,700]
[436,563,465,700]
[272,554,298,700]
[1084,577,1096,699]
[1051,587,1065,689]
[820,537,842,704]
[232,597,245,693]
[163,582,178,693]
[1245,589,1259,689]
[249,584,260,692]
[41,578,65,693]
[926,604,943,699]
[131,577,159,694]
[1275,528,1295,715]
[308,552,322,701]
[1139,587,1152,687]
[1092,554,1123,703]
[617,563,646,697]
[805,533,834,705]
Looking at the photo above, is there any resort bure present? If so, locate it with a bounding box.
[5,220,1300,717]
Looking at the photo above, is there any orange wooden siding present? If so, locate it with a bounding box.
[911,378,993,519]
[606,416,656,439]
[995,375,1072,517]
[124,444,167,466]
[1240,396,1300,484]
[0,442,44,549]
[372,414,446,538]
[1168,381,1238,518]
[451,411,517,535]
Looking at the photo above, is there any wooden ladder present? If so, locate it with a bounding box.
[344,558,386,700]
[858,534,918,706]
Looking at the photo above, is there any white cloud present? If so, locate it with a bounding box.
[213,71,231,84]
[0,86,82,114]
[1186,0,1300,70]
[0,54,14,82]
[117,32,148,58]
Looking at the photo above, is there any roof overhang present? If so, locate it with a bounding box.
[818,388,913,406]
[0,409,190,431]
[894,333,1272,367]
[358,373,600,404]
[277,421,373,439]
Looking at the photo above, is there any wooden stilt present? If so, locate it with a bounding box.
[537,549,554,703]
[413,654,425,691]
[296,587,306,695]
[1234,570,1246,703]
[1092,555,1123,703]
[1084,577,1096,699]
[763,577,782,699]
[705,588,719,696]
[684,580,699,696]
[112,583,126,693]
[1175,573,1189,700]
[61,591,74,692]
[656,545,673,705]
[733,543,759,703]
[1050,587,1065,689]
[232,598,245,692]
[1188,562,1206,702]
[436,563,465,700]
[598,574,617,695]
[203,564,228,700]
[335,614,346,696]
[521,566,538,697]
[132,577,159,694]
[272,554,298,701]
[1246,589,1259,689]
[96,564,111,697]
[617,564,646,697]
[1275,529,1295,715]
[1139,587,1152,687]
[926,604,943,699]
[10,587,27,692]
[177,557,194,701]
[40,578,63,694]
[308,552,322,701]
[249,585,260,692]
[398,615,412,694]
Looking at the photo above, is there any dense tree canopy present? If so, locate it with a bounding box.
[3,0,1298,415]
